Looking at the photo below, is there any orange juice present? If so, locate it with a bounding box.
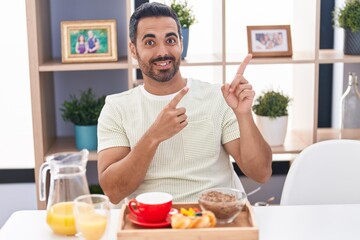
[78,213,107,240]
[46,202,76,235]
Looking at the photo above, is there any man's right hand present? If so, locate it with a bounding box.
[147,87,189,142]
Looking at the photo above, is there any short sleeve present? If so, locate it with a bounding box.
[97,98,130,152]
[221,105,240,144]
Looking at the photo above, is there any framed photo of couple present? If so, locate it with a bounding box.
[247,25,292,57]
[61,19,118,63]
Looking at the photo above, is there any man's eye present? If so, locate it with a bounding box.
[167,38,176,44]
[145,40,155,46]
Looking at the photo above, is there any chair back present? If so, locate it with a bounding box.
[280,139,360,205]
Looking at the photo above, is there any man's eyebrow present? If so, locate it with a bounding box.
[141,32,178,41]
[142,33,156,41]
[166,32,178,38]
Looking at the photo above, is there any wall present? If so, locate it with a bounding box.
[0,183,37,229]
[0,0,34,169]
[0,0,36,227]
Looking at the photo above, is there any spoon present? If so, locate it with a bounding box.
[246,186,261,197]
[266,196,275,204]
[254,196,276,206]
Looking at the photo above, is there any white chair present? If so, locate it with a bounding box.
[280,139,360,205]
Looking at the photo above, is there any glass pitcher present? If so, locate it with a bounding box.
[39,149,90,236]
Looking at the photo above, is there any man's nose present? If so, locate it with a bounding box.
[156,43,169,56]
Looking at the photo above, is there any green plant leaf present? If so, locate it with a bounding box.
[89,184,104,195]
[333,0,360,33]
[252,90,291,119]
[170,0,197,28]
[60,88,106,126]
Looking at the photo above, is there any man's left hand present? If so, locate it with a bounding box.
[221,54,255,114]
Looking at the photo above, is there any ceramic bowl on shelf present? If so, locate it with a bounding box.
[198,187,247,224]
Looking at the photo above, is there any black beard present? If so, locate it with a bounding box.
[137,53,180,83]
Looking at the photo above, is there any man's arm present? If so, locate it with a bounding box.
[221,54,272,183]
[98,133,160,204]
[223,113,272,183]
[98,87,189,204]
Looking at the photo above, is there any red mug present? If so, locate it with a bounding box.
[128,192,173,223]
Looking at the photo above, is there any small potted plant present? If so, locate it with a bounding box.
[333,0,360,55]
[170,0,197,59]
[252,90,291,146]
[60,88,105,151]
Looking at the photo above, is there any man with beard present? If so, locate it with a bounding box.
[97,2,272,205]
[87,30,99,53]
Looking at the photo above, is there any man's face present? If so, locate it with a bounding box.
[130,17,182,83]
[88,31,93,38]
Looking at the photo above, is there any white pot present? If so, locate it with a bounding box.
[255,115,288,146]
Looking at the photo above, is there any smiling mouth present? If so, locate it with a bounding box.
[153,60,171,66]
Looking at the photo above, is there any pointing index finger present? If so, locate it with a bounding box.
[168,87,189,109]
[236,54,252,76]
[230,54,252,91]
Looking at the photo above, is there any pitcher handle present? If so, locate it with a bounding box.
[39,162,50,201]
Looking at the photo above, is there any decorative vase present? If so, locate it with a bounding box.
[181,27,189,59]
[255,115,288,146]
[75,125,98,151]
[344,30,360,55]
[340,72,360,129]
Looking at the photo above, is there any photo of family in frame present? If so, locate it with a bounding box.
[247,25,292,57]
[61,19,118,63]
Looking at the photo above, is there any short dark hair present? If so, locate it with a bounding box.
[129,2,182,44]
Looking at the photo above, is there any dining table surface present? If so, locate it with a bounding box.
[1,203,359,240]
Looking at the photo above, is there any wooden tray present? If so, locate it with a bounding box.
[117,202,258,240]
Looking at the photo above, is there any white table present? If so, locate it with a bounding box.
[1,204,359,240]
[255,204,359,240]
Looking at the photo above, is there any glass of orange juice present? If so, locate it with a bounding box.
[47,201,77,235]
[73,194,110,240]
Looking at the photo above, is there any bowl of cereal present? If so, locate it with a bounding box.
[198,187,247,224]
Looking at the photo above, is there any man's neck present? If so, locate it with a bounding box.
[143,75,187,96]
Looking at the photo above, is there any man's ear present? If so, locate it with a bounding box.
[129,41,137,60]
[180,37,184,55]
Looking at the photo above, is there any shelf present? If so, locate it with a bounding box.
[318,50,360,64]
[226,51,315,65]
[39,57,129,72]
[271,130,312,154]
[45,137,98,161]
[317,128,360,141]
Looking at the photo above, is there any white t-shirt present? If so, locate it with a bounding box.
[98,79,244,202]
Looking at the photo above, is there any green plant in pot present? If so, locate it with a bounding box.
[333,0,360,55]
[252,90,291,146]
[60,88,105,151]
[170,0,197,59]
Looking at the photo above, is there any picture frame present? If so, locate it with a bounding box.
[61,19,118,63]
[247,25,292,57]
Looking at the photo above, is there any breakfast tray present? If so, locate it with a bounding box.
[117,202,258,240]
